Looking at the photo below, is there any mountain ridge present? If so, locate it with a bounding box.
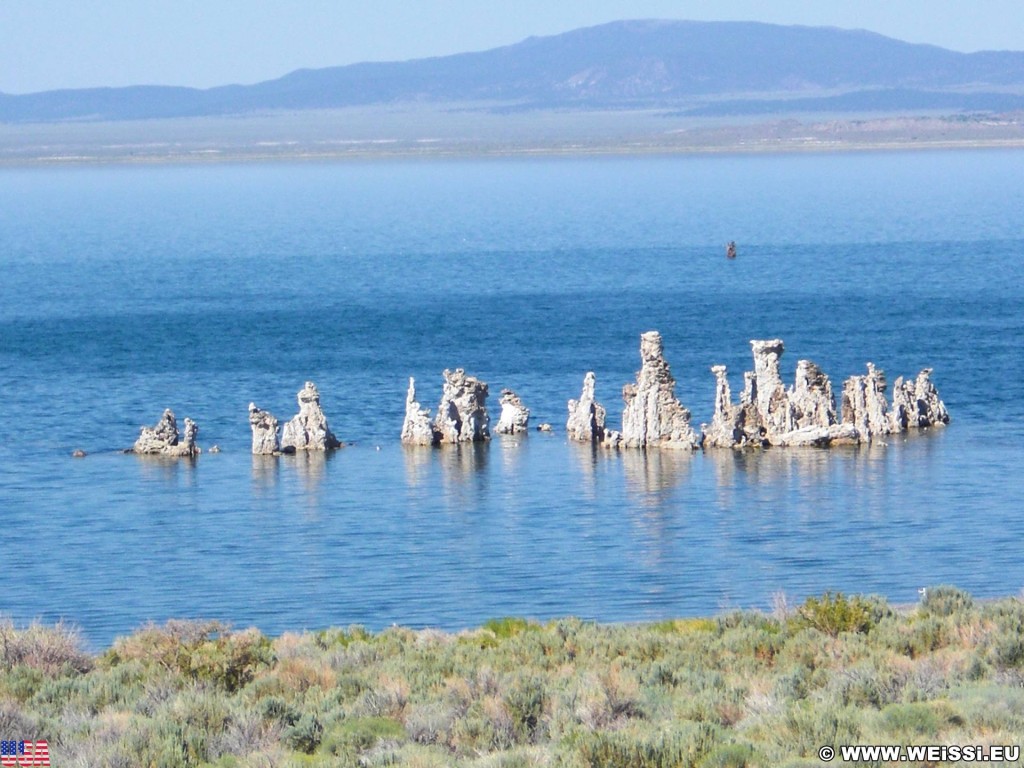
[3,19,1024,123]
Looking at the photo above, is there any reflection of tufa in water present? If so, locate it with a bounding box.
[622,447,694,497]
[288,449,332,491]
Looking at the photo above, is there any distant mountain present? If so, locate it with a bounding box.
[3,20,1024,123]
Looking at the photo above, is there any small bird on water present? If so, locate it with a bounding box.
[726,241,737,259]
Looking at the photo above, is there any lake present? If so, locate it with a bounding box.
[1,150,1022,647]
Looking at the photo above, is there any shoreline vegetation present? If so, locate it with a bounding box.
[2,110,1023,167]
[5,587,1024,766]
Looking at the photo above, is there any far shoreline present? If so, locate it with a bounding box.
[3,108,1023,167]
[3,136,1024,169]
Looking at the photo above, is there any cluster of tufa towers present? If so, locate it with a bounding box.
[128,331,948,457]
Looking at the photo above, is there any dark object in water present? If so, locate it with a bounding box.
[726,241,737,259]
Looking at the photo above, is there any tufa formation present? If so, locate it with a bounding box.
[702,339,949,448]
[433,369,491,444]
[566,371,613,445]
[401,378,437,446]
[620,331,701,450]
[496,389,531,434]
[131,409,200,457]
[280,381,341,451]
[248,403,280,455]
[401,369,491,445]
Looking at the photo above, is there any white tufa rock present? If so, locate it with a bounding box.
[704,340,849,447]
[496,389,530,434]
[433,369,490,444]
[401,377,438,446]
[790,359,837,430]
[620,331,701,450]
[702,364,764,448]
[248,402,280,455]
[566,371,609,443]
[703,339,949,448]
[281,381,341,451]
[840,363,892,441]
[750,339,793,436]
[890,368,950,431]
[131,408,200,457]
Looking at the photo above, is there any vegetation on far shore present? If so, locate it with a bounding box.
[3,587,1024,767]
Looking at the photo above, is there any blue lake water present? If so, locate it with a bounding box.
[1,150,1023,648]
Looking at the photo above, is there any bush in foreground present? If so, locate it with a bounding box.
[2,588,1022,766]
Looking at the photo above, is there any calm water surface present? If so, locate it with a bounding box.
[1,151,1022,647]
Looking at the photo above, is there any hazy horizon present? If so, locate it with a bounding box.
[2,2,1023,95]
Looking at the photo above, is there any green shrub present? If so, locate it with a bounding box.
[990,635,1024,668]
[919,586,974,617]
[793,592,875,637]
[714,623,783,669]
[642,659,684,689]
[284,711,324,754]
[773,665,813,701]
[574,722,721,768]
[952,683,1024,732]
[717,611,780,635]
[483,617,537,640]
[698,741,757,768]
[826,658,908,708]
[321,715,405,754]
[105,620,273,692]
[0,665,45,703]
[97,714,195,768]
[877,701,954,738]
[312,625,372,650]
[771,702,861,758]
[676,686,746,728]
[875,614,950,658]
[504,675,547,743]
[166,684,233,749]
[650,618,717,635]
[979,600,1024,668]
[258,695,301,726]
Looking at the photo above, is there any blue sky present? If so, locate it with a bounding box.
[2,0,1022,94]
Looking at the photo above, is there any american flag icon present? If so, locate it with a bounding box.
[0,740,50,767]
